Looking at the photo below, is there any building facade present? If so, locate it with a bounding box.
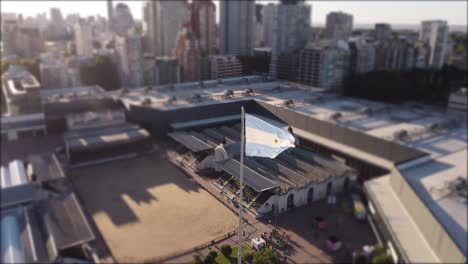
[210,55,243,80]
[324,11,353,41]
[267,1,311,78]
[419,20,449,69]
[74,19,94,57]
[115,32,144,88]
[220,0,255,56]
[374,23,391,41]
[112,3,135,36]
[349,37,375,74]
[190,1,216,55]
[298,40,350,90]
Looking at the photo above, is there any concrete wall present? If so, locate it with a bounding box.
[390,169,466,263]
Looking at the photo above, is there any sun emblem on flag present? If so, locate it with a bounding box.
[274,138,279,144]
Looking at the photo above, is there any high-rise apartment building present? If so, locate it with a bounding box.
[419,20,449,69]
[143,56,180,85]
[160,1,189,56]
[107,0,114,31]
[1,14,19,57]
[142,0,162,56]
[324,11,353,40]
[190,0,216,55]
[220,0,255,56]
[16,26,42,58]
[298,40,350,91]
[113,3,134,36]
[74,19,94,57]
[142,0,188,56]
[115,32,143,87]
[261,4,275,48]
[267,0,311,78]
[348,37,375,74]
[210,55,243,80]
[374,23,392,41]
[174,23,202,82]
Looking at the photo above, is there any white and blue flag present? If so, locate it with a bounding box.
[245,114,295,158]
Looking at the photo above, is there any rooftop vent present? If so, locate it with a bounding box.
[168,96,177,104]
[224,90,234,97]
[243,77,249,84]
[120,88,129,95]
[192,93,202,101]
[243,88,254,96]
[283,99,294,107]
[330,112,342,120]
[142,97,152,106]
[393,129,408,141]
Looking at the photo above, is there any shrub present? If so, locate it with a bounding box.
[371,253,393,264]
[208,250,217,258]
[221,244,233,256]
[243,251,254,263]
[203,254,215,264]
[191,255,203,264]
[253,249,280,264]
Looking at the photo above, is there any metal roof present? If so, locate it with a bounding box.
[168,131,213,152]
[217,159,278,192]
[65,123,150,151]
[38,192,95,250]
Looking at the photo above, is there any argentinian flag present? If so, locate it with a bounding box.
[245,114,295,158]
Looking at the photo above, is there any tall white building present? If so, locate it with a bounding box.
[113,3,135,36]
[268,1,311,78]
[160,1,189,56]
[324,11,353,41]
[142,0,188,56]
[116,32,143,87]
[220,0,255,56]
[142,0,162,56]
[419,20,449,69]
[74,19,94,57]
[261,4,275,48]
[191,0,216,55]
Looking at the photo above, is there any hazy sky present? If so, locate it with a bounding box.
[1,1,467,25]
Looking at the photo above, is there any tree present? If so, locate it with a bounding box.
[243,251,254,263]
[370,245,393,264]
[191,255,203,264]
[202,254,215,264]
[208,250,217,259]
[221,244,233,256]
[253,249,280,264]
[80,55,120,90]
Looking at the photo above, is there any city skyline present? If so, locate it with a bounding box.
[1,0,467,26]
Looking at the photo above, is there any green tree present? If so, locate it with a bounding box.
[253,249,280,264]
[191,255,203,264]
[80,55,120,90]
[220,244,233,256]
[243,251,254,263]
[203,254,215,264]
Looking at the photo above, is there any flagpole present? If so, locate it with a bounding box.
[238,106,245,264]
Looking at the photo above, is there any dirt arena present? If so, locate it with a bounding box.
[70,155,238,262]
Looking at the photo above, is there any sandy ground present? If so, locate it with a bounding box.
[70,155,237,262]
